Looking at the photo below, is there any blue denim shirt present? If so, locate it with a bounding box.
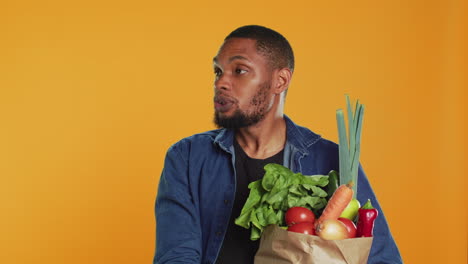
[154,116,402,264]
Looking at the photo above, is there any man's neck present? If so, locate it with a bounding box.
[235,114,286,159]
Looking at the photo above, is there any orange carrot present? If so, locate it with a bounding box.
[316,182,354,224]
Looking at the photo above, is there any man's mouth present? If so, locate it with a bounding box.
[214,95,235,113]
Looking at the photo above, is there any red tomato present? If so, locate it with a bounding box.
[287,222,316,235]
[285,207,315,226]
[338,217,357,238]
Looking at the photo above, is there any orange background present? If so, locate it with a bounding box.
[0,0,466,263]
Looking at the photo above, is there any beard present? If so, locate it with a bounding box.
[214,82,271,129]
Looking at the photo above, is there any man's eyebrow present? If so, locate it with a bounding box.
[212,55,250,64]
[228,55,249,62]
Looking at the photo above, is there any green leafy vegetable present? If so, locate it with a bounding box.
[234,163,330,240]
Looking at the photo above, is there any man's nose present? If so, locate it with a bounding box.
[214,73,231,91]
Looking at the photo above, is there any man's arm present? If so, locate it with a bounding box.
[357,165,403,264]
[154,143,202,264]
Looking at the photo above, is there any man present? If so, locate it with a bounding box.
[154,25,402,264]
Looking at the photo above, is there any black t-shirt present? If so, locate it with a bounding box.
[215,139,284,264]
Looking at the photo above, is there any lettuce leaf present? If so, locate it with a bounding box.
[234,163,330,240]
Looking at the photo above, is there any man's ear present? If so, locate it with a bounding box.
[274,68,292,94]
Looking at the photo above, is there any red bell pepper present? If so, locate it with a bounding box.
[356,199,378,237]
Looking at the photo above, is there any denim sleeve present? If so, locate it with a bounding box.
[357,165,403,264]
[154,143,202,264]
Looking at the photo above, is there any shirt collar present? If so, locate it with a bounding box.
[284,115,321,156]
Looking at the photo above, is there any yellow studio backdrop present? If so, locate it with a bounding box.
[0,0,466,263]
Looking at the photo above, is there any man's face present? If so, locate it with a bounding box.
[212,38,275,129]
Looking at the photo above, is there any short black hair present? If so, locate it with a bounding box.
[225,25,295,72]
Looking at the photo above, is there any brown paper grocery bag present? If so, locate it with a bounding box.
[254,225,373,264]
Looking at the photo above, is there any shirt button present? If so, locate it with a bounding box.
[224,199,230,205]
[216,231,222,236]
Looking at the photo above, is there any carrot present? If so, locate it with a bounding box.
[316,181,354,224]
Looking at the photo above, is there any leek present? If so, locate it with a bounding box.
[336,95,365,198]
